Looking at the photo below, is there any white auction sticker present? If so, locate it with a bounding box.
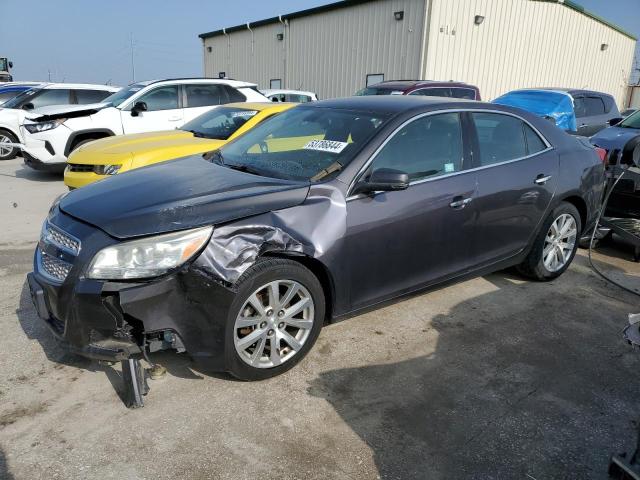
[231,110,258,118]
[303,139,348,154]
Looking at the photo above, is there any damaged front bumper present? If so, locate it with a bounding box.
[27,209,237,369]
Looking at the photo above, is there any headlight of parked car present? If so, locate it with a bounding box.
[94,164,121,175]
[24,118,67,133]
[87,226,213,280]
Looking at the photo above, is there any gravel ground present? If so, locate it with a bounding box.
[1,156,639,479]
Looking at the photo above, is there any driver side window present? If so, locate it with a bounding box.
[369,112,464,182]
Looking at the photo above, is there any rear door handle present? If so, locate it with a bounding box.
[449,196,472,209]
[535,174,552,185]
[168,116,182,121]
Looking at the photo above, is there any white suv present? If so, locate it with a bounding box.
[20,78,267,171]
[0,83,119,160]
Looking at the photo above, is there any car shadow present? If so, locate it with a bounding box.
[0,447,14,480]
[13,164,62,182]
[15,280,234,407]
[308,265,640,478]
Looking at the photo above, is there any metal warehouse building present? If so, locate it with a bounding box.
[199,0,637,105]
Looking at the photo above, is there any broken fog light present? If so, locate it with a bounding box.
[87,226,213,280]
[94,164,121,175]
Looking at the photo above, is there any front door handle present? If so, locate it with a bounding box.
[168,116,182,121]
[449,196,472,209]
[535,174,552,185]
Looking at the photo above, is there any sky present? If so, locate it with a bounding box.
[1,0,638,86]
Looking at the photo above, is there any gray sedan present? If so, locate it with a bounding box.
[29,96,605,381]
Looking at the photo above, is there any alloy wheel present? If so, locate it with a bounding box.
[0,134,14,158]
[234,279,315,368]
[543,213,577,272]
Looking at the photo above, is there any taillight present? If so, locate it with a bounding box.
[595,147,607,165]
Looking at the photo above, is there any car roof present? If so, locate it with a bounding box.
[534,87,613,98]
[224,101,297,112]
[261,89,316,96]
[366,80,477,91]
[42,83,120,91]
[131,78,258,88]
[304,95,479,115]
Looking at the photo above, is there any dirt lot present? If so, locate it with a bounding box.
[1,157,639,479]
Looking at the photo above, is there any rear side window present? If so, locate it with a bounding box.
[370,112,464,181]
[523,124,547,154]
[185,84,227,107]
[410,88,450,97]
[74,89,112,104]
[29,89,71,109]
[286,94,312,103]
[223,86,246,103]
[584,96,606,116]
[472,112,528,165]
[136,86,179,111]
[450,87,476,100]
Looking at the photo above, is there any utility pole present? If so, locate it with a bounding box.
[130,32,136,83]
[47,69,51,82]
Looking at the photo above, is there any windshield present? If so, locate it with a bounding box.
[0,59,7,72]
[620,110,640,129]
[2,87,41,109]
[180,107,259,140]
[355,87,402,96]
[101,84,144,107]
[218,107,389,181]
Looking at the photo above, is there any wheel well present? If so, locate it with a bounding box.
[561,195,587,229]
[263,252,334,324]
[0,127,18,139]
[70,131,112,152]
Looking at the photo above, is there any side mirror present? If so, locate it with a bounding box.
[130,101,148,117]
[22,102,34,110]
[353,168,409,195]
[609,117,623,126]
[8,61,13,68]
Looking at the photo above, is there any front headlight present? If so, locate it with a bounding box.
[87,226,213,280]
[24,118,66,134]
[94,164,121,175]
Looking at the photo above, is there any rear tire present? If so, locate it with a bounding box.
[225,258,325,381]
[0,130,19,160]
[517,202,582,281]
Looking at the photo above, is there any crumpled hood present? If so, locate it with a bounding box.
[25,102,108,121]
[590,126,640,151]
[59,156,310,239]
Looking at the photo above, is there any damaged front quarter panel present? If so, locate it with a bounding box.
[192,182,348,296]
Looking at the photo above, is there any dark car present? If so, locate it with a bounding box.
[28,96,604,381]
[494,88,620,136]
[590,110,640,217]
[355,80,481,100]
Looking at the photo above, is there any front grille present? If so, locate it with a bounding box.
[40,251,72,282]
[67,163,93,173]
[44,222,80,255]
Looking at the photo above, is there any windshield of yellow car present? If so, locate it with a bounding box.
[180,107,259,140]
[217,106,389,182]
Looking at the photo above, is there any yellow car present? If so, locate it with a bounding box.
[64,102,295,189]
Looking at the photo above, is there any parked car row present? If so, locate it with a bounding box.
[27,90,606,381]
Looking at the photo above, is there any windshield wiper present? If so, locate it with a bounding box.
[224,163,265,176]
[311,161,343,182]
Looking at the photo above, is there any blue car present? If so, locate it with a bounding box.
[0,82,41,106]
[494,88,620,136]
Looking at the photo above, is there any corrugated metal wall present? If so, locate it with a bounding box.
[424,0,636,106]
[286,0,426,98]
[203,22,286,88]
[202,0,636,106]
[203,0,427,99]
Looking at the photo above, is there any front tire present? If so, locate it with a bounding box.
[225,258,325,381]
[517,202,582,281]
[0,130,19,160]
